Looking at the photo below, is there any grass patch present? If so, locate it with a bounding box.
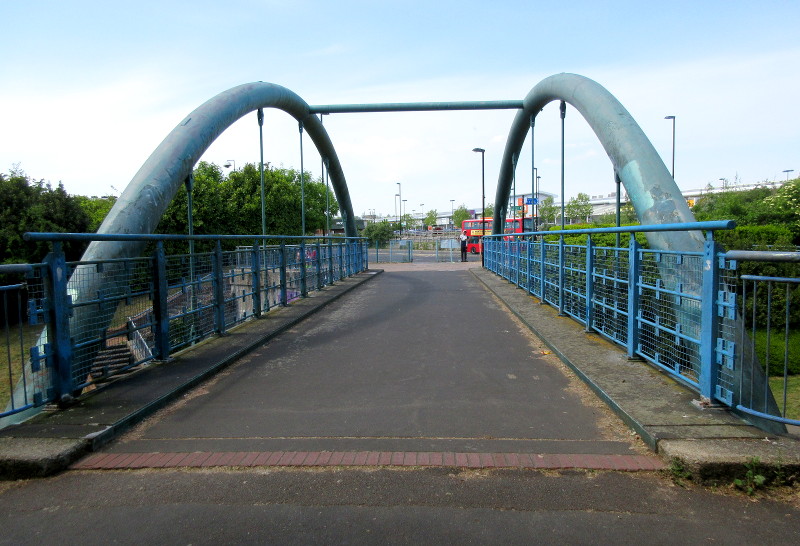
[769,374,800,422]
[753,328,800,375]
[0,323,45,411]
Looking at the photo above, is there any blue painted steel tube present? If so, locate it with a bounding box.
[626,238,641,359]
[251,242,262,318]
[44,244,73,403]
[309,100,523,114]
[152,243,170,360]
[212,242,226,336]
[585,237,594,333]
[700,239,721,401]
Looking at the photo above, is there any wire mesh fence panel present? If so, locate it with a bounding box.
[591,247,630,345]
[435,239,459,262]
[562,244,588,325]
[542,243,561,307]
[166,252,216,352]
[1,266,53,417]
[66,257,155,390]
[636,250,703,386]
[222,249,255,328]
[526,241,543,298]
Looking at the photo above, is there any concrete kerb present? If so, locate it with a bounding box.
[0,270,383,480]
[469,267,800,484]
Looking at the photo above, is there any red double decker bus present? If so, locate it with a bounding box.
[462,218,527,253]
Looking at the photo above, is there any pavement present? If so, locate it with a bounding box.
[1,257,799,484]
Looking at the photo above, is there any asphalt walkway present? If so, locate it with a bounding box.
[2,258,799,482]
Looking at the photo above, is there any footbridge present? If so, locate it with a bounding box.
[2,74,799,478]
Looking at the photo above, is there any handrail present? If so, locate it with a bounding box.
[483,220,735,238]
[24,233,366,242]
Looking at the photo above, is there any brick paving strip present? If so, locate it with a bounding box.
[71,451,665,471]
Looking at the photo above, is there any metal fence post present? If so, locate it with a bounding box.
[280,240,288,306]
[626,238,641,359]
[338,241,344,279]
[251,241,262,318]
[300,241,308,297]
[43,243,74,403]
[585,236,594,332]
[328,239,334,284]
[212,240,226,335]
[558,235,565,315]
[539,236,546,302]
[699,238,720,401]
[316,241,322,290]
[152,242,171,361]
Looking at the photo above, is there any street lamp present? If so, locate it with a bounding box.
[397,182,402,236]
[450,199,455,229]
[472,147,486,263]
[223,160,236,171]
[664,115,675,180]
[719,177,728,190]
[402,199,407,235]
[783,169,794,181]
[394,193,399,228]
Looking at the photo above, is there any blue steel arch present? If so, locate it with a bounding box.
[494,73,704,252]
[83,82,357,263]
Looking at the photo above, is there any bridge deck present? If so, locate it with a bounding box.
[78,261,658,470]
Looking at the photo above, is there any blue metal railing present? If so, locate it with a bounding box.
[483,222,800,430]
[0,233,368,422]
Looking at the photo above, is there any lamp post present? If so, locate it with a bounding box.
[472,147,486,264]
[783,169,794,181]
[397,182,402,236]
[719,177,728,190]
[223,160,236,171]
[450,199,455,229]
[402,199,407,235]
[664,115,675,180]
[394,193,399,228]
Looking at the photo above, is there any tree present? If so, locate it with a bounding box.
[452,205,470,230]
[0,169,90,265]
[566,192,593,223]
[424,209,438,229]
[483,203,494,219]
[156,162,339,249]
[538,196,557,225]
[74,195,117,232]
[361,220,395,245]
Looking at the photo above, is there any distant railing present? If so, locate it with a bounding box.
[370,240,413,263]
[0,234,368,423]
[483,222,800,432]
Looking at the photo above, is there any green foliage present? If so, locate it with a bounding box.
[424,209,438,228]
[538,196,557,225]
[156,162,338,252]
[74,195,117,232]
[452,205,470,229]
[361,220,395,246]
[692,181,800,243]
[668,457,692,485]
[483,203,494,218]
[0,169,90,268]
[734,457,766,495]
[543,223,648,248]
[566,192,593,223]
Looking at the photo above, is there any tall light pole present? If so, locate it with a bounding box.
[472,147,486,263]
[420,203,424,229]
[397,182,402,236]
[223,160,236,171]
[395,193,399,228]
[450,199,455,229]
[783,169,794,181]
[402,199,407,235]
[665,115,676,180]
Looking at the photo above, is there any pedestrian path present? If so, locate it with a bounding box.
[77,265,663,472]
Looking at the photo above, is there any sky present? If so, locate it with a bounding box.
[2,0,799,221]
